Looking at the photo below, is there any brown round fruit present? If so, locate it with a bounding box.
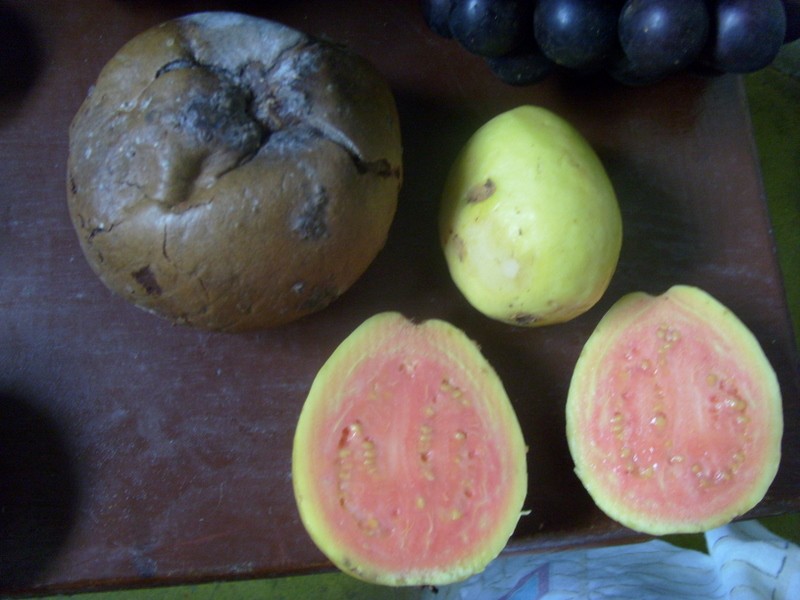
[67,12,402,331]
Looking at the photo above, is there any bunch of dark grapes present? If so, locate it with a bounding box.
[421,0,800,86]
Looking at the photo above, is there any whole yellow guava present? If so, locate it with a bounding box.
[439,105,622,326]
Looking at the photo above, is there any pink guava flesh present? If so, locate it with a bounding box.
[567,286,782,534]
[315,351,508,569]
[293,313,527,584]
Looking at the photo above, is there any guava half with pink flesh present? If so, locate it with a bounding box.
[566,285,783,535]
[292,312,528,586]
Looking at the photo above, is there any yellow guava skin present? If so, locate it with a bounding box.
[439,105,622,326]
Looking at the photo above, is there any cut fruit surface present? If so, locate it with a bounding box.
[566,285,783,535]
[292,313,528,586]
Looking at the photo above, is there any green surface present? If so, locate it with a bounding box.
[747,47,800,339]
[32,42,800,600]
[38,574,423,600]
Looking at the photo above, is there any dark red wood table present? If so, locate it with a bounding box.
[2,0,798,595]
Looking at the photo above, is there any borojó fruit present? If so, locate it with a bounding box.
[439,105,622,327]
[566,285,783,535]
[292,312,528,586]
[67,12,402,331]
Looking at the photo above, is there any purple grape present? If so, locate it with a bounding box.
[618,0,710,78]
[534,0,622,70]
[449,0,532,58]
[708,0,787,73]
[420,0,454,38]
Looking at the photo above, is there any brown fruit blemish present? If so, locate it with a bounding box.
[292,186,329,240]
[132,265,162,296]
[154,57,199,79]
[513,313,540,325]
[450,233,466,262]
[87,222,113,241]
[466,178,496,204]
[352,156,397,178]
[297,282,339,312]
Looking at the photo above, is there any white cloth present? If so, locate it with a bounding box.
[425,521,799,600]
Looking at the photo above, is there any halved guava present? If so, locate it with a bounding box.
[566,285,783,535]
[292,312,528,586]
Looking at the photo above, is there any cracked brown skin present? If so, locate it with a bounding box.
[67,12,402,331]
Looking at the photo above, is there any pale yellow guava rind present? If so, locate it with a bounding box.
[566,285,783,535]
[292,312,528,586]
[440,105,622,326]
